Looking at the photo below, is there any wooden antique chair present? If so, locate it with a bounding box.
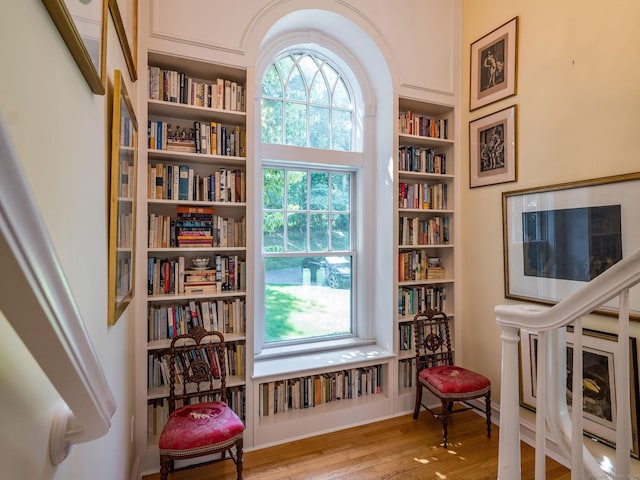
[412,310,491,447]
[159,326,244,479]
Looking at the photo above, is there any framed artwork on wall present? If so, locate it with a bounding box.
[502,172,640,320]
[108,69,138,325]
[520,327,640,458]
[470,16,518,111]
[469,105,516,188]
[41,0,107,95]
[108,0,138,81]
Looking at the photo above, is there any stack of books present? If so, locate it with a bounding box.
[426,267,446,280]
[183,269,218,294]
[175,206,216,247]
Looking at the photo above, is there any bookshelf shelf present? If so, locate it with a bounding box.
[147,198,246,207]
[147,291,246,302]
[394,97,456,413]
[257,389,388,424]
[147,246,247,253]
[148,98,246,124]
[398,244,454,251]
[148,148,246,166]
[147,333,246,352]
[147,376,246,400]
[143,52,249,444]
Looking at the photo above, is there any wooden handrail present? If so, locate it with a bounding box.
[0,119,116,464]
[495,247,640,479]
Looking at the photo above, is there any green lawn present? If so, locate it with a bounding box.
[265,283,351,343]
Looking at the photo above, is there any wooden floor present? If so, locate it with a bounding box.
[143,410,571,480]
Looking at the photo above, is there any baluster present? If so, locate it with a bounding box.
[615,289,630,479]
[571,319,584,480]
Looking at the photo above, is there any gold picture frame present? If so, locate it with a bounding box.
[470,16,518,111]
[42,0,107,95]
[108,0,138,82]
[108,69,138,325]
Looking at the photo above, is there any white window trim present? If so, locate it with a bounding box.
[254,40,376,360]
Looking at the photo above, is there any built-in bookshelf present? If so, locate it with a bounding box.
[144,52,248,445]
[258,364,383,417]
[252,346,394,446]
[395,98,456,407]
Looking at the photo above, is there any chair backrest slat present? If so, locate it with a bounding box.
[167,325,227,413]
[413,309,453,370]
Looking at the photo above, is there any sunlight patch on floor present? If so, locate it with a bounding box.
[414,457,430,464]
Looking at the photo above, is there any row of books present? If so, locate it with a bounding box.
[117,211,133,250]
[120,115,135,148]
[148,66,245,112]
[148,255,246,295]
[148,342,245,390]
[258,364,383,417]
[398,285,448,317]
[398,321,448,354]
[149,213,245,249]
[399,182,448,210]
[399,216,450,246]
[398,110,448,139]
[398,146,447,174]
[147,388,245,439]
[116,257,131,299]
[119,160,135,199]
[399,250,448,282]
[148,297,245,342]
[148,120,246,157]
[399,323,414,352]
[398,358,416,389]
[148,163,245,203]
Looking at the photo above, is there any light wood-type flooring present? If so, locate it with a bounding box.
[143,410,571,480]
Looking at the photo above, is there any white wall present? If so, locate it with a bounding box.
[0,2,138,479]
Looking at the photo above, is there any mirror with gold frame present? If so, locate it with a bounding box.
[108,69,137,325]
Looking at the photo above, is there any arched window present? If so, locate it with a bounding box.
[257,48,365,351]
[261,51,355,151]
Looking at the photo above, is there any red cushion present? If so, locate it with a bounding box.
[159,401,244,457]
[419,365,490,395]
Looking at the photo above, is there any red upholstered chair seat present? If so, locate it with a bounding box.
[419,365,491,397]
[159,401,244,457]
[412,310,492,448]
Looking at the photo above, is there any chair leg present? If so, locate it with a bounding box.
[236,438,244,480]
[485,390,492,439]
[441,399,449,448]
[413,383,423,419]
[159,455,170,480]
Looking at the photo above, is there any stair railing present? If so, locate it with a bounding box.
[0,119,117,464]
[495,247,640,479]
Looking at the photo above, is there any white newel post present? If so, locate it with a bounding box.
[498,325,521,480]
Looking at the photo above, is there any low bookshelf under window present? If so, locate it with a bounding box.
[258,364,383,417]
[252,345,394,446]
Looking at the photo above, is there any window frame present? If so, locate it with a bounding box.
[254,40,374,359]
[261,162,357,347]
[260,49,357,151]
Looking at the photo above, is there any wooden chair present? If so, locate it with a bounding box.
[412,310,491,447]
[159,326,244,479]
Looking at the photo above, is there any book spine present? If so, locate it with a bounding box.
[194,121,201,153]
